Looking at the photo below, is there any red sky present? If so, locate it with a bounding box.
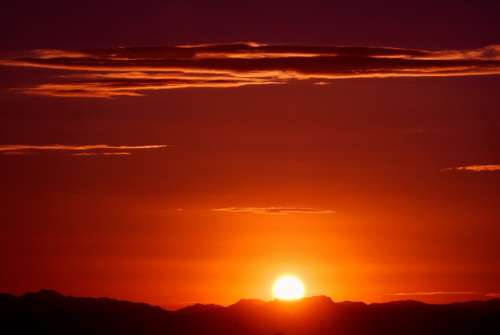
[1,0,500,308]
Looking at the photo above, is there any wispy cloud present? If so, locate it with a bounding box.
[485,292,500,298]
[212,207,335,215]
[442,164,500,172]
[71,152,132,156]
[392,291,500,300]
[392,291,478,296]
[0,144,169,156]
[1,43,500,97]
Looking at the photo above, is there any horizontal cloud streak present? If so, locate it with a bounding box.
[1,43,500,97]
[392,291,500,300]
[212,207,335,215]
[392,291,477,296]
[443,164,500,172]
[0,144,168,156]
[486,293,500,298]
[71,152,132,156]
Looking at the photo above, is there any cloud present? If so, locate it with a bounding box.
[211,207,335,215]
[1,43,500,97]
[485,292,500,298]
[392,291,500,300]
[0,144,168,156]
[392,291,478,296]
[71,152,132,156]
[442,164,500,172]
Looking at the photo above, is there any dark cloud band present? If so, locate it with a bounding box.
[1,43,500,98]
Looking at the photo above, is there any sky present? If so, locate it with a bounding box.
[1,0,500,308]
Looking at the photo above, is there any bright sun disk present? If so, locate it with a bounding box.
[272,275,305,300]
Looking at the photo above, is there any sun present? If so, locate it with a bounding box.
[272,275,305,300]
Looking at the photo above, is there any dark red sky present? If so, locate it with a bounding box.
[1,1,500,307]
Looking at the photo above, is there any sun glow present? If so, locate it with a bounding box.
[272,275,305,300]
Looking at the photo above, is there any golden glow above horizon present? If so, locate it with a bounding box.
[272,275,305,300]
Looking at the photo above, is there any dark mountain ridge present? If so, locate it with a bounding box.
[1,290,499,334]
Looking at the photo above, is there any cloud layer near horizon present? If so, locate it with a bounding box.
[392,291,500,299]
[0,144,169,156]
[1,43,500,97]
[212,207,335,215]
[392,291,477,296]
[443,164,500,172]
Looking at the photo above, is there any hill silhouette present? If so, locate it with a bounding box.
[1,290,499,334]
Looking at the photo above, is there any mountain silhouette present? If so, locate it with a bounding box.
[1,290,499,334]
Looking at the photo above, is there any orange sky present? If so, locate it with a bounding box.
[1,0,500,308]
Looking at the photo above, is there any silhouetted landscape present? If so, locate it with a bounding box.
[1,290,499,335]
